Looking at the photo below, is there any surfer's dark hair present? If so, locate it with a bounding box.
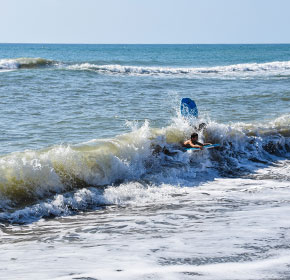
[191,133,198,139]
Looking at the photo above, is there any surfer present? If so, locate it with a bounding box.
[182,132,211,150]
[152,144,178,156]
[196,122,207,132]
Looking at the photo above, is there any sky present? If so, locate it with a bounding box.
[1,0,290,44]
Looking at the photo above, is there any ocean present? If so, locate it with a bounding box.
[0,44,290,280]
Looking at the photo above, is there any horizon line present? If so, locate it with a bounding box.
[1,42,290,45]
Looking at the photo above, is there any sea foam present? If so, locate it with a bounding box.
[67,60,290,78]
[2,57,290,78]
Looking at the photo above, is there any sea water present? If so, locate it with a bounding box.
[0,44,290,280]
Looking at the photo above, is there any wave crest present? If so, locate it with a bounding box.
[67,61,290,77]
[2,58,290,77]
[0,57,55,70]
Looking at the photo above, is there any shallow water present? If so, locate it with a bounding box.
[0,44,290,279]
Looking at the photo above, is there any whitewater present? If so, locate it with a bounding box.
[0,44,290,280]
[2,57,290,78]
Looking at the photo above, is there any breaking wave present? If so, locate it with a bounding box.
[0,57,55,70]
[67,60,290,77]
[2,57,290,78]
[0,114,289,224]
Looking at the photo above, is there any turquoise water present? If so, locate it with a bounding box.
[1,44,290,280]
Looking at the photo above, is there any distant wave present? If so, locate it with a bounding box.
[0,114,289,223]
[0,57,55,70]
[1,58,290,77]
[67,61,290,77]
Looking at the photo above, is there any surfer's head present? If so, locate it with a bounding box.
[191,132,198,141]
[198,123,206,131]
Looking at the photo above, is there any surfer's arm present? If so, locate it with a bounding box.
[195,145,204,150]
[196,141,212,146]
[183,140,204,149]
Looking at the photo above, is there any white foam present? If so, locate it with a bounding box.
[52,254,290,280]
[67,60,290,78]
[0,59,20,69]
[2,175,290,279]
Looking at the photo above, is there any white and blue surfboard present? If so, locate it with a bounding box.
[181,98,198,118]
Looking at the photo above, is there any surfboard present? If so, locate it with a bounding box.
[181,98,198,118]
[185,144,220,151]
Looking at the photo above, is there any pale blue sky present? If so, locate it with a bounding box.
[1,0,290,44]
